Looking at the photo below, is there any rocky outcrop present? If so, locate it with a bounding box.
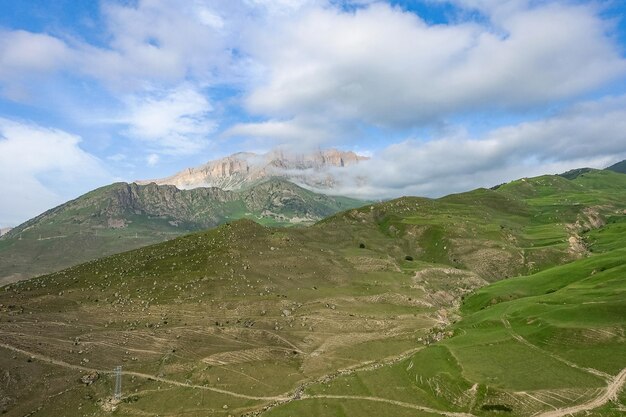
[0,228,11,237]
[137,149,368,190]
[80,371,99,385]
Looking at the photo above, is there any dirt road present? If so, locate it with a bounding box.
[534,367,626,417]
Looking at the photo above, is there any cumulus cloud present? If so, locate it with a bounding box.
[0,119,110,227]
[4,1,623,142]
[76,0,235,88]
[0,1,248,95]
[118,85,216,155]
[244,1,626,129]
[320,95,626,199]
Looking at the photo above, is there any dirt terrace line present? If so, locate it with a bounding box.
[0,342,285,402]
[533,367,626,417]
[302,394,477,417]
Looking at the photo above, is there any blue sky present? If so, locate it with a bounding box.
[1,0,626,227]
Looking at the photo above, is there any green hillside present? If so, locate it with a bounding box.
[0,170,624,417]
[0,178,366,284]
[265,172,626,417]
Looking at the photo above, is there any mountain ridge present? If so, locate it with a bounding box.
[0,177,367,284]
[136,148,368,190]
[606,159,626,174]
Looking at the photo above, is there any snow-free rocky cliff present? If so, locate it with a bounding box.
[137,149,368,190]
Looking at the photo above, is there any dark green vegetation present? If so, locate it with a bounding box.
[1,170,625,417]
[0,178,366,284]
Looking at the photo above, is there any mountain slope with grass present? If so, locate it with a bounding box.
[0,170,624,417]
[0,178,366,284]
[265,172,626,417]
[605,159,626,174]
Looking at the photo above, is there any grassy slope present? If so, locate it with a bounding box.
[0,170,624,417]
[266,172,626,417]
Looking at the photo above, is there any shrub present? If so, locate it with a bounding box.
[481,404,512,412]
[405,255,414,261]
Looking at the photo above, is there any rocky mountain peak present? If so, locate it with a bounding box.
[137,149,368,190]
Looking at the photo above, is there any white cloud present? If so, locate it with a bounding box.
[320,94,626,199]
[224,117,337,148]
[0,0,625,195]
[107,153,127,162]
[0,1,245,94]
[76,0,235,88]
[245,1,626,129]
[0,30,74,101]
[0,119,110,227]
[119,85,216,155]
[245,0,322,15]
[0,30,71,75]
[196,6,225,29]
[146,153,160,166]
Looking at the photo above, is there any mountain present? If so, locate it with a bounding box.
[0,178,366,285]
[137,148,368,190]
[605,159,626,174]
[0,227,11,237]
[1,169,624,417]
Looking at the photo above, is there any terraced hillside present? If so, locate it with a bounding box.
[0,178,366,284]
[0,169,624,417]
[266,171,626,416]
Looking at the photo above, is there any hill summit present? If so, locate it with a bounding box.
[606,159,626,174]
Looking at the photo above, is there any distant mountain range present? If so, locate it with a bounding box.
[137,148,368,190]
[2,155,625,286]
[0,178,366,284]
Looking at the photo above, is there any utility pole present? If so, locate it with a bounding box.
[113,366,122,401]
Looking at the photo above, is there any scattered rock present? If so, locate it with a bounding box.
[80,371,99,385]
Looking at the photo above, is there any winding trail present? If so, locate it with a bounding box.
[500,316,626,416]
[0,342,285,402]
[533,367,626,417]
[301,394,477,417]
[5,335,622,417]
